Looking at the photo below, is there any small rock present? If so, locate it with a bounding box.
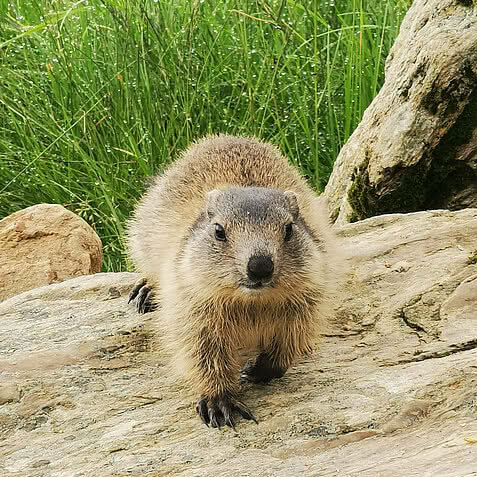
[31,459,51,468]
[0,384,20,405]
[381,399,435,434]
[391,261,411,273]
[0,204,102,301]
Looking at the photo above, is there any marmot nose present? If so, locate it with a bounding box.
[247,255,274,282]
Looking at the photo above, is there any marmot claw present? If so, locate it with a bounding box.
[128,278,157,314]
[196,394,258,430]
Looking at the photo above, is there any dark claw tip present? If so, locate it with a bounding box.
[197,395,256,430]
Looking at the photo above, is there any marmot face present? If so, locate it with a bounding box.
[179,186,317,302]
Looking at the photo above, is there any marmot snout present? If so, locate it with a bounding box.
[127,135,341,429]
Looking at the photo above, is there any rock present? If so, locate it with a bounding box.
[0,384,20,405]
[323,0,477,225]
[1,208,476,476]
[0,204,102,301]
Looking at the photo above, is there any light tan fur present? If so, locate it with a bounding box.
[128,135,341,404]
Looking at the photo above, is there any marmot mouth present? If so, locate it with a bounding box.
[241,280,273,291]
[246,282,264,290]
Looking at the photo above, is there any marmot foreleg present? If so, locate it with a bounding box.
[189,321,257,429]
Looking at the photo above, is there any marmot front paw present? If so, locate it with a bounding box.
[196,394,258,430]
[128,278,157,314]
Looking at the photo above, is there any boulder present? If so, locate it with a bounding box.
[0,204,102,301]
[323,0,477,225]
[1,208,476,476]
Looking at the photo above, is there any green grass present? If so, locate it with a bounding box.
[0,0,410,271]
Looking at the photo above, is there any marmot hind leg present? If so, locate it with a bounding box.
[128,277,158,314]
[242,329,312,384]
[241,352,287,384]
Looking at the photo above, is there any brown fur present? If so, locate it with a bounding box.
[127,135,341,422]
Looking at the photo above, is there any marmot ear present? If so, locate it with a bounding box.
[284,190,299,220]
[206,189,220,218]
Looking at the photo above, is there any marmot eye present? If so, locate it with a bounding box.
[215,223,227,241]
[284,223,294,242]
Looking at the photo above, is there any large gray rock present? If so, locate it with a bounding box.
[0,204,103,301]
[324,0,477,225]
[1,208,476,476]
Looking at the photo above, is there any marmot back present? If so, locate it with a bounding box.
[127,135,340,429]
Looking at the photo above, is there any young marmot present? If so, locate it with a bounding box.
[127,135,339,429]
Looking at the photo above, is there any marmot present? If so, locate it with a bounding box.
[127,135,340,429]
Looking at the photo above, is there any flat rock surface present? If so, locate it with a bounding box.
[1,209,477,476]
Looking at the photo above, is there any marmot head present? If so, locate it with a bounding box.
[180,186,320,302]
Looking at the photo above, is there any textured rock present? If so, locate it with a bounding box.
[0,384,20,405]
[0,203,102,301]
[324,0,477,224]
[1,208,476,476]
